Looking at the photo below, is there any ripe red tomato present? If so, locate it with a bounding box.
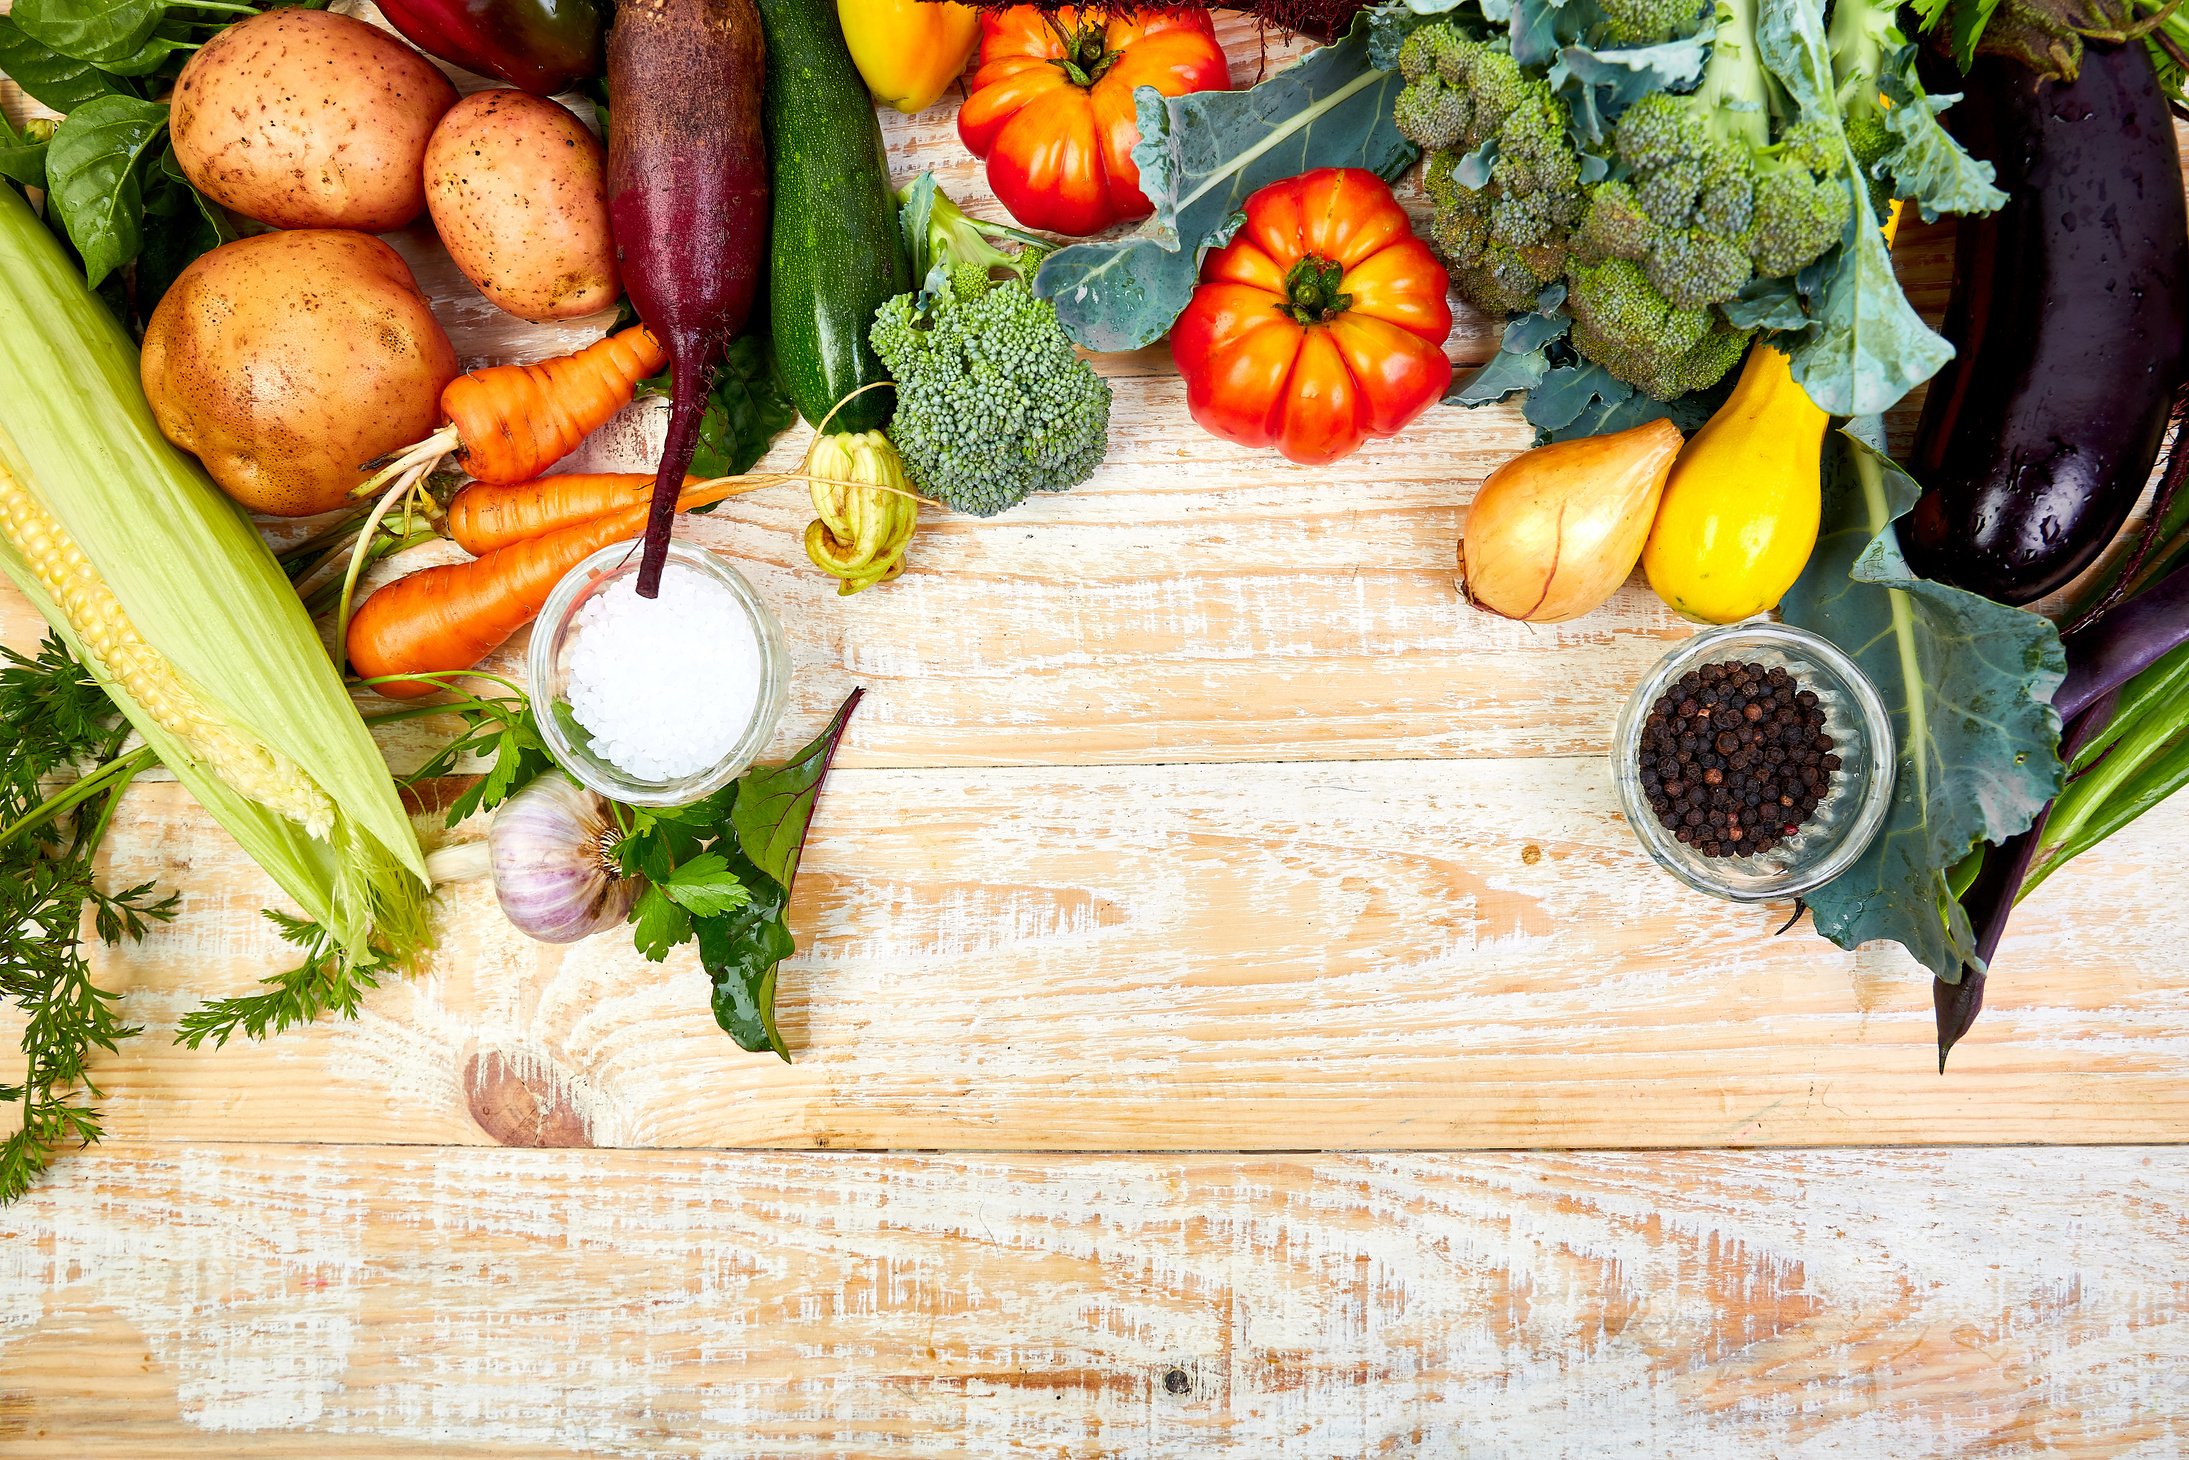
[957,7,1230,236]
[1170,168,1454,466]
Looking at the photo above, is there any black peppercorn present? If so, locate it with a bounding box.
[1639,658,1838,859]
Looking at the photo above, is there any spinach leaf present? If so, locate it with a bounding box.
[1755,0,1952,415]
[0,115,50,190]
[695,855,793,1060]
[132,143,233,324]
[10,0,164,70]
[732,687,863,889]
[43,93,168,288]
[0,15,135,112]
[1780,427,2065,979]
[634,331,795,481]
[1037,12,1415,351]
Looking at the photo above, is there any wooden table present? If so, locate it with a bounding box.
[5,17,2188,1455]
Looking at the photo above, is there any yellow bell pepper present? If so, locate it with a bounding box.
[837,0,979,114]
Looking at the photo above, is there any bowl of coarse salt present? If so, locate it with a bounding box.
[528,539,789,806]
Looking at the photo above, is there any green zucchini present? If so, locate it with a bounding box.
[756,0,906,434]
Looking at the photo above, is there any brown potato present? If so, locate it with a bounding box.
[424,90,619,322]
[142,231,459,518]
[170,9,457,232]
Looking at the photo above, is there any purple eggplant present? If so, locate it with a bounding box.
[1904,43,2189,605]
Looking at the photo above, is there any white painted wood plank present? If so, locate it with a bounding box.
[0,1145,2184,1456]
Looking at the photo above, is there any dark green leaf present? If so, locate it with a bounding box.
[1756,0,1951,415]
[0,14,134,112]
[695,859,793,1060]
[0,113,50,190]
[1780,428,2065,979]
[1875,61,2008,223]
[731,689,862,890]
[44,93,168,288]
[636,332,796,482]
[12,0,163,67]
[1037,13,1416,351]
[657,851,750,918]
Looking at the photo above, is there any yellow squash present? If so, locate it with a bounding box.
[837,0,979,113]
[1641,344,1828,624]
[1644,203,1906,624]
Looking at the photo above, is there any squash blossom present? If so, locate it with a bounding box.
[804,429,917,595]
[0,185,430,964]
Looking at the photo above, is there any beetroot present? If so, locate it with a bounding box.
[605,0,769,597]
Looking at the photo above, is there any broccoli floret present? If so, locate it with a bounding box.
[1566,257,1756,398]
[1584,0,1855,315]
[1595,0,1710,46]
[1400,26,1586,320]
[871,255,1110,519]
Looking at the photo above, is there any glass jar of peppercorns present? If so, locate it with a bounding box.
[1613,623,1895,901]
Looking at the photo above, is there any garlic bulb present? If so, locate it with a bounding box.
[486,772,636,943]
[1461,418,1684,624]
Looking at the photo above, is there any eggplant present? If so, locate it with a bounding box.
[1903,43,2189,605]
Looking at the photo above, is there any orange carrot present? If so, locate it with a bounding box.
[443,326,667,485]
[357,326,668,501]
[347,504,651,699]
[447,472,699,555]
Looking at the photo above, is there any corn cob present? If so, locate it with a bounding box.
[0,464,333,837]
[0,183,428,965]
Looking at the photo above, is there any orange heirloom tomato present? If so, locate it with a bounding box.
[1170,168,1454,466]
[958,7,1230,236]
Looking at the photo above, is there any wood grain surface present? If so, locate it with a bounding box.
[5,10,2188,1454]
[1,1146,2185,1457]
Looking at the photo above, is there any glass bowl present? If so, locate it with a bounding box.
[1612,621,1896,902]
[527,539,789,807]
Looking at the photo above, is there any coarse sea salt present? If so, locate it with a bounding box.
[563,560,762,782]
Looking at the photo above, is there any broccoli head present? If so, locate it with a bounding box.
[1594,0,1711,46]
[871,261,1111,518]
[1398,25,1586,319]
[1566,257,1755,398]
[1587,0,1854,311]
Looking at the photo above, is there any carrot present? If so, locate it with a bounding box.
[447,472,698,554]
[355,326,667,500]
[347,503,651,699]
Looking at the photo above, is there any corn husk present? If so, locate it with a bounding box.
[0,185,427,962]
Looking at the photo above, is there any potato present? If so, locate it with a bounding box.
[170,9,457,232]
[142,231,459,518]
[424,90,619,322]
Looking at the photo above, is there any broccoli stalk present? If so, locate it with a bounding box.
[870,177,1112,519]
[1829,0,1904,208]
[903,177,1055,293]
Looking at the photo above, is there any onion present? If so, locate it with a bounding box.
[484,772,638,943]
[1460,418,1684,624]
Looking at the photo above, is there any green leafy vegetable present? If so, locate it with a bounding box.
[0,115,53,190]
[42,92,168,288]
[1755,0,1953,415]
[732,686,861,890]
[12,0,167,69]
[1037,12,1416,351]
[634,332,796,482]
[586,690,863,1058]
[1780,427,2064,978]
[0,14,136,112]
